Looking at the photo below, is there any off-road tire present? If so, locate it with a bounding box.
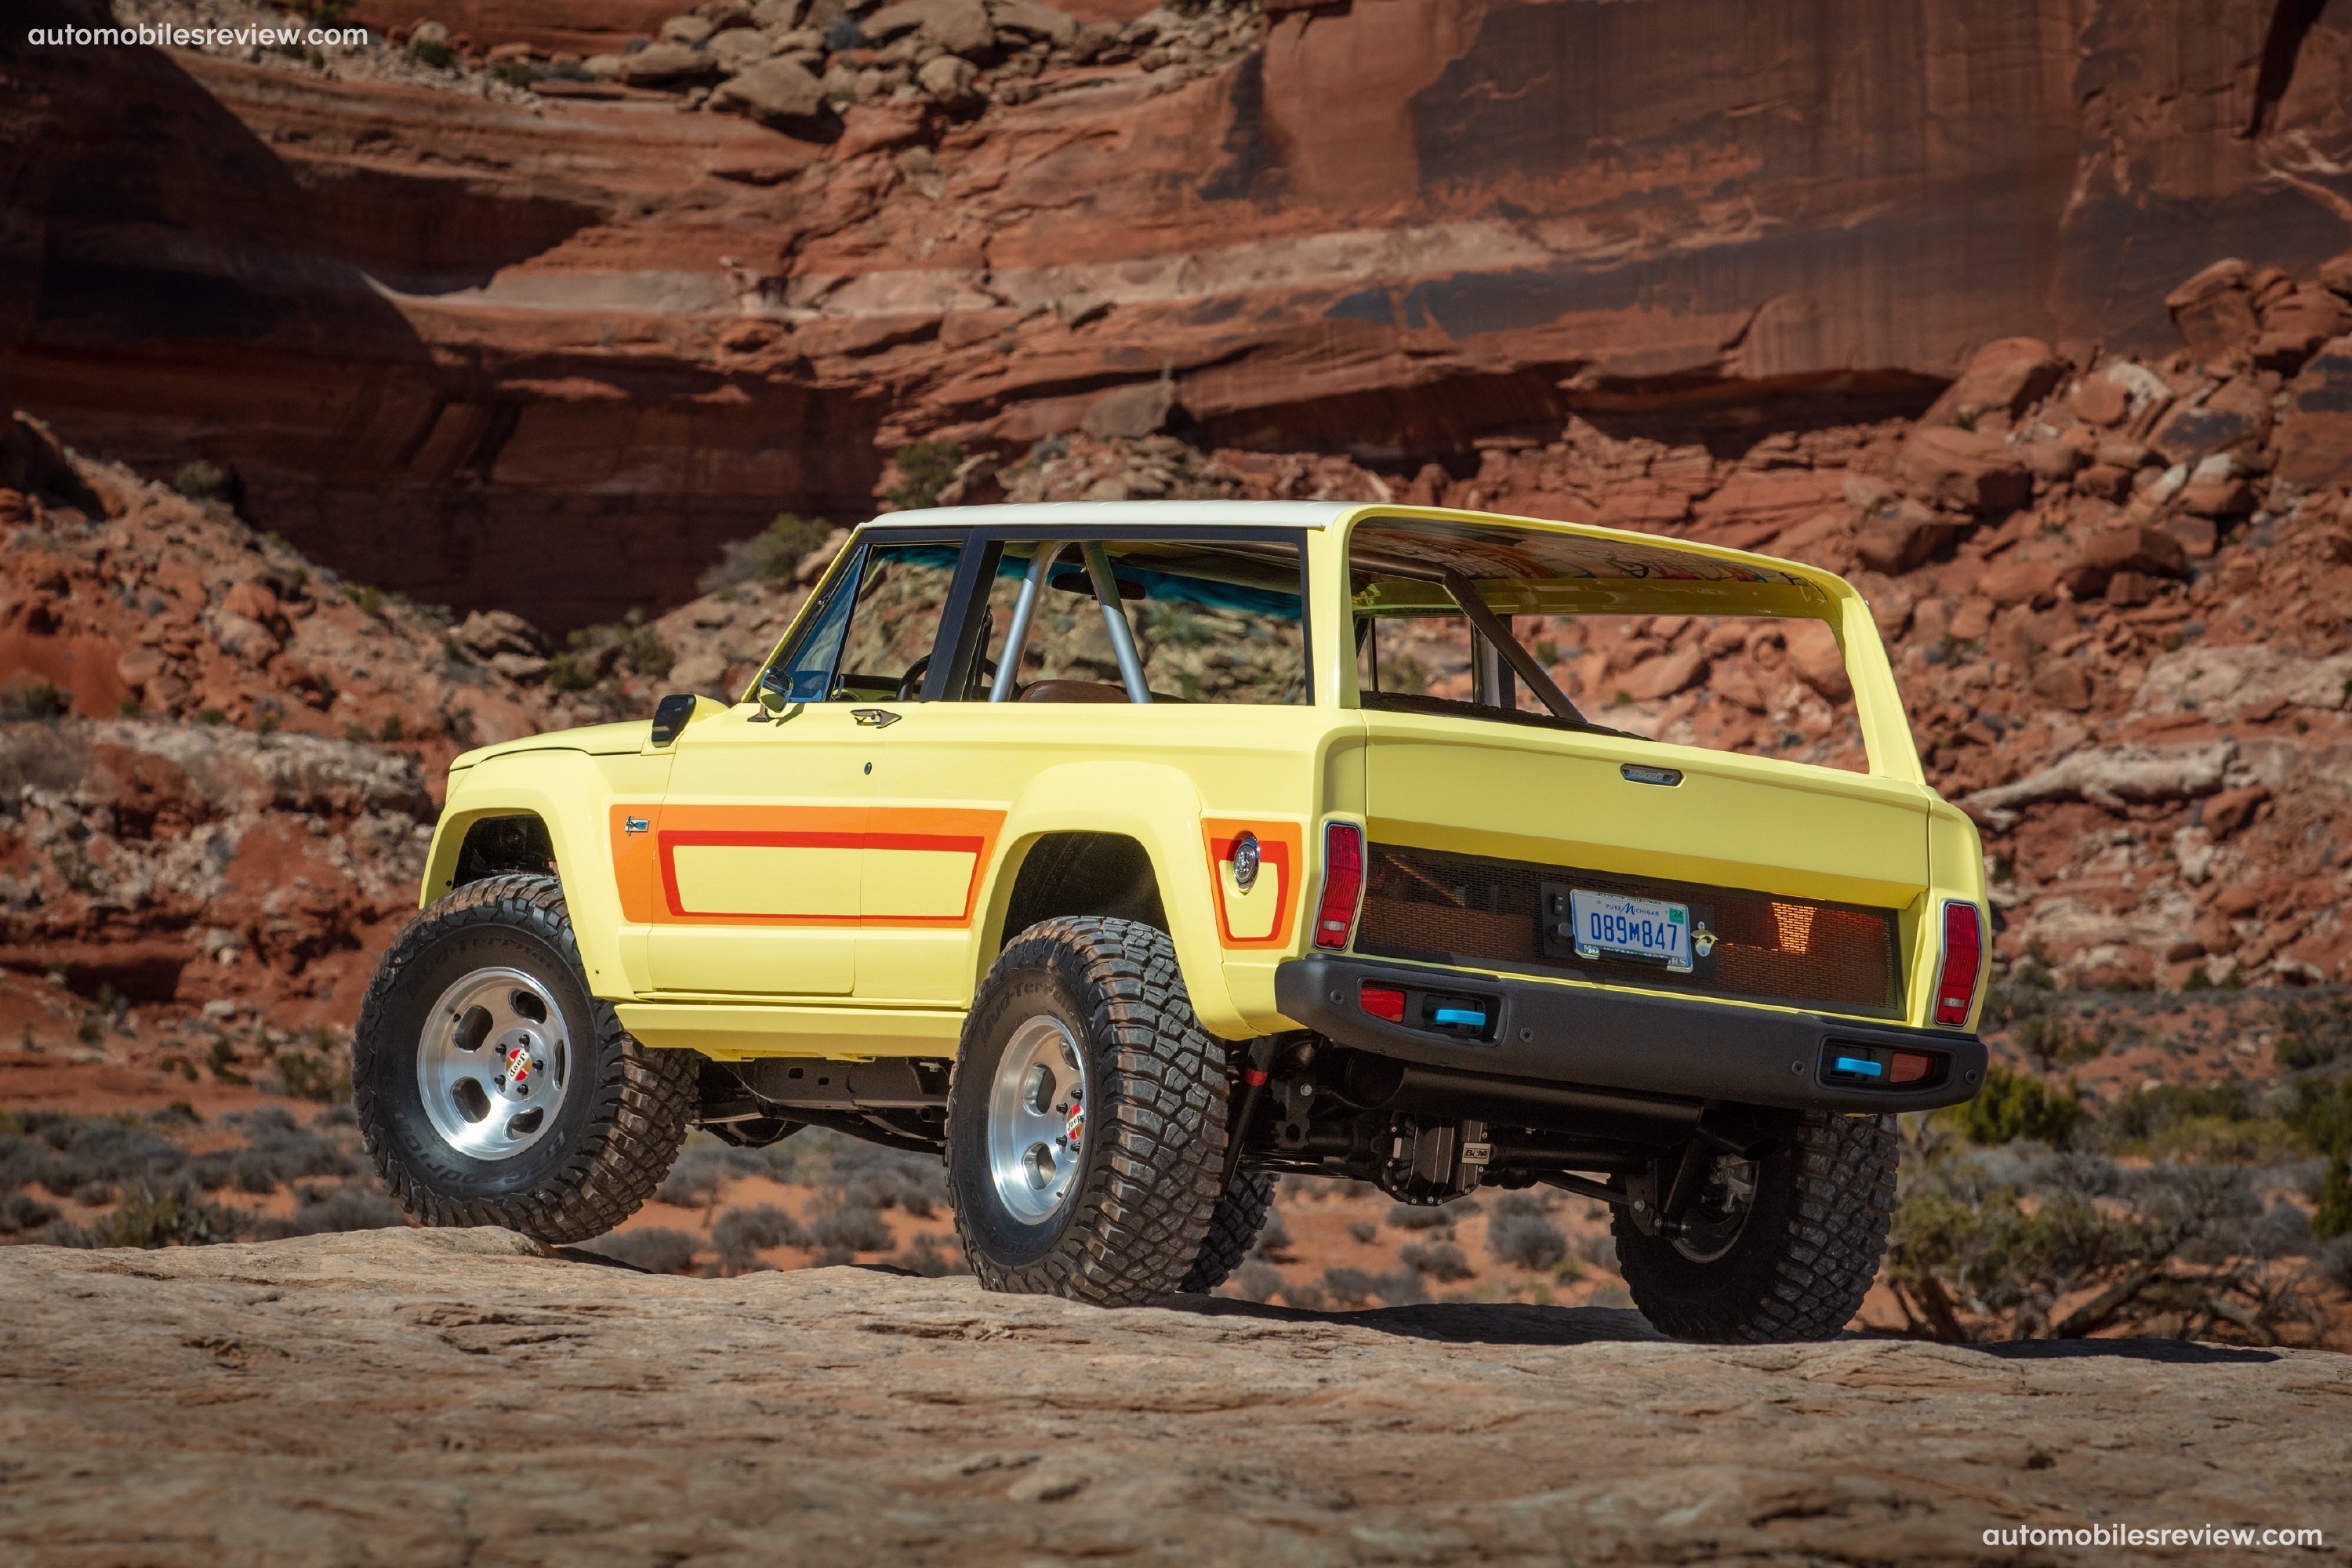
[1178,1170,1276,1294]
[352,873,698,1243]
[948,916,1226,1305]
[1613,1111,1898,1343]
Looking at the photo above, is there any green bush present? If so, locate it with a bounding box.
[492,60,541,87]
[172,460,231,503]
[408,37,457,68]
[697,513,835,593]
[85,1182,248,1248]
[2274,997,2352,1072]
[1954,1065,2086,1149]
[886,438,963,511]
[544,652,597,691]
[2287,1079,2352,1238]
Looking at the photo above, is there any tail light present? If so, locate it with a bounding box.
[1359,984,1406,1022]
[1933,900,1984,1026]
[1312,822,1366,949]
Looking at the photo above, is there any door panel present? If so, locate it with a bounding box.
[647,708,871,996]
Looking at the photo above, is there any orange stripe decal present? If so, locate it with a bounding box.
[1202,818,1302,949]
[641,805,1004,927]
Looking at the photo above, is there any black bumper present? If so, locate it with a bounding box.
[1275,955,1986,1115]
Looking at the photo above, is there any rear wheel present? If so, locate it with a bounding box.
[947,917,1226,1305]
[1178,1171,1276,1294]
[1612,1111,1898,1343]
[352,873,697,1243]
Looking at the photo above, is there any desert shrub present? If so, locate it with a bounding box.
[2318,1236,2352,1292]
[888,1233,968,1277]
[657,1140,776,1209]
[2285,1079,2352,1238]
[1954,1065,2085,1149]
[1888,1135,2320,1343]
[1486,1189,1556,1219]
[837,1146,947,1218]
[807,1204,894,1256]
[886,438,963,511]
[1385,1199,1473,1232]
[1278,1277,1329,1310]
[0,1192,61,1235]
[1488,1213,1569,1272]
[492,59,540,86]
[1,678,64,720]
[1399,1239,1475,1283]
[581,1227,700,1274]
[272,1046,349,1104]
[1251,1207,1294,1259]
[698,513,835,593]
[545,652,597,691]
[1230,1260,1283,1304]
[1576,1229,1618,1271]
[172,460,231,502]
[194,1107,358,1194]
[1345,1219,1375,1244]
[296,1185,405,1233]
[409,37,456,67]
[2274,997,2352,1072]
[712,1203,806,1274]
[85,1181,248,1248]
[1321,1265,1378,1307]
[9,1113,187,1196]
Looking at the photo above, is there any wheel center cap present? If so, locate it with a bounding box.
[1065,1098,1083,1145]
[505,1042,532,1087]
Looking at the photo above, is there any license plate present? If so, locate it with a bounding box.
[1570,890,1693,973]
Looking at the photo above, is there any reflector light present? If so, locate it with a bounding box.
[1313,822,1366,950]
[1889,1051,1935,1084]
[1833,1055,1882,1078]
[1933,901,1984,1026]
[1359,984,1406,1022]
[1432,1007,1486,1028]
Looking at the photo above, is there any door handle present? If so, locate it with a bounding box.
[851,708,901,728]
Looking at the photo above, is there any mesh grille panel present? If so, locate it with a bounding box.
[1358,843,1903,1015]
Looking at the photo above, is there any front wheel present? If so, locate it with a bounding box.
[947,916,1227,1305]
[352,873,698,1243]
[1613,1111,1898,1343]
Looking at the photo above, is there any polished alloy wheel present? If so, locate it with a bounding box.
[986,1014,1087,1224]
[416,966,572,1161]
[1670,1154,1760,1263]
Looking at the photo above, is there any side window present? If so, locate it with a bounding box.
[972,539,1306,704]
[762,542,960,702]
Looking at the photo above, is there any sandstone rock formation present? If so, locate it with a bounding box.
[1,1227,2344,1563]
[9,0,2352,629]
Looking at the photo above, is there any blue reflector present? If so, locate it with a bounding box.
[1432,1007,1486,1028]
[1833,1056,1883,1077]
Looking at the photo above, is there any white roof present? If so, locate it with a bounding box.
[862,500,1357,531]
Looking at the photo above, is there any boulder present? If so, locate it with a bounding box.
[710,27,776,69]
[2176,454,2255,517]
[694,0,757,26]
[2147,376,2270,465]
[619,42,721,84]
[456,609,543,659]
[660,15,717,45]
[751,0,804,25]
[1785,622,1851,702]
[867,0,994,53]
[2274,336,2352,489]
[1980,557,2059,608]
[1852,499,1956,574]
[2071,373,2129,426]
[916,51,982,105]
[1080,380,1177,440]
[1920,337,2067,431]
[2029,662,2092,711]
[2164,259,2258,362]
[1620,646,1707,702]
[2203,784,2270,837]
[987,0,1076,45]
[1893,426,2031,514]
[1963,740,2234,825]
[710,57,831,130]
[2060,524,2187,599]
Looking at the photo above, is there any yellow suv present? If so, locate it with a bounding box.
[353,503,1989,1340]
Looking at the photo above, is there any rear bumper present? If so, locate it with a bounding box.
[1275,954,1986,1114]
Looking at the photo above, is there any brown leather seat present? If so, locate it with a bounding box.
[1018,679,1131,703]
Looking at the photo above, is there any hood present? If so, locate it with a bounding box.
[449,720,652,769]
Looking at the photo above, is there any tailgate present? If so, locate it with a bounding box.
[1360,710,1930,1020]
